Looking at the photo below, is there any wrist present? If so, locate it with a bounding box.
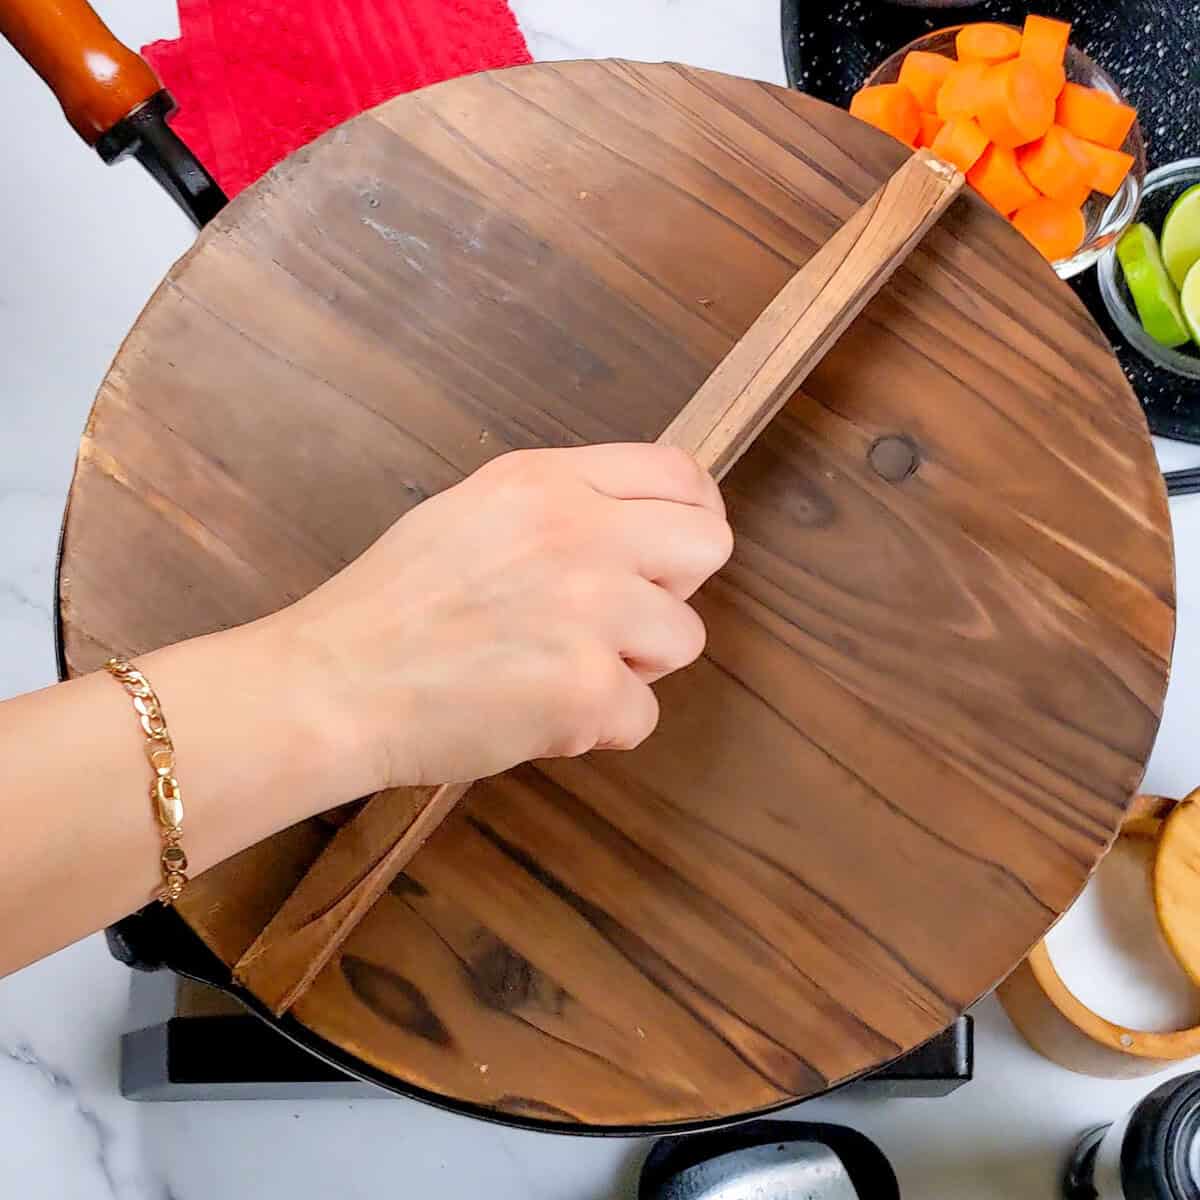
[248,607,395,804]
[136,617,379,871]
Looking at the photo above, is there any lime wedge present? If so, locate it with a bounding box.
[1116,223,1190,348]
[1182,261,1200,348]
[1162,184,1200,290]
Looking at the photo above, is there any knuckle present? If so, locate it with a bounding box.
[684,510,734,578]
[708,515,735,569]
[617,690,661,750]
[494,452,586,548]
[542,642,608,758]
[566,644,617,718]
[498,457,558,527]
[637,693,662,744]
[492,448,541,480]
[677,606,708,665]
[559,728,597,759]
[656,444,705,493]
[490,450,554,506]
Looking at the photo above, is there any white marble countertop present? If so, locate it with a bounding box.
[4,3,1200,1198]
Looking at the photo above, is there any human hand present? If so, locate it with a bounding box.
[270,444,733,799]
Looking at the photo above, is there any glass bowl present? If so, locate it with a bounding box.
[865,26,1146,279]
[1098,159,1200,381]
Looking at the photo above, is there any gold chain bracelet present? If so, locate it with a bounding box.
[104,657,188,903]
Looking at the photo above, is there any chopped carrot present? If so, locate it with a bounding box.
[1021,15,1071,66]
[976,58,1054,148]
[917,112,946,148]
[1079,140,1135,195]
[1024,59,1066,100]
[1016,125,1093,203]
[1020,15,1070,96]
[1011,196,1086,261]
[931,117,989,172]
[956,23,1022,64]
[936,59,988,121]
[967,143,1039,214]
[898,51,955,111]
[1057,177,1095,209]
[1056,82,1137,149]
[849,83,921,147]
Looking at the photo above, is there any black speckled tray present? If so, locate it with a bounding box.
[781,0,1200,442]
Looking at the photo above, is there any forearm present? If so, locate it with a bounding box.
[0,620,355,974]
[0,445,731,977]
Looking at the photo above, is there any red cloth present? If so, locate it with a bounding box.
[142,0,531,197]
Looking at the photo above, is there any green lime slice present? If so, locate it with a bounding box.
[1117,223,1190,348]
[1162,184,1200,290]
[1182,261,1200,348]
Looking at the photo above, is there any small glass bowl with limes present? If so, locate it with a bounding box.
[1099,159,1200,379]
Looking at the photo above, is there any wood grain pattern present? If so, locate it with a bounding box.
[233,148,966,1020]
[57,61,1174,1129]
[235,781,472,1015]
[657,148,962,476]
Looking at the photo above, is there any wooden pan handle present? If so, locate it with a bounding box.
[0,0,161,144]
[231,149,966,1017]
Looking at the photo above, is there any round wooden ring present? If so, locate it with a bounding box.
[1122,793,1179,840]
[998,795,1200,1078]
[1155,795,1200,990]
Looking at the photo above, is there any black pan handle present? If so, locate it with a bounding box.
[1166,468,1200,497]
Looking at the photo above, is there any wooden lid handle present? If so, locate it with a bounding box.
[232,149,967,1018]
[0,0,161,144]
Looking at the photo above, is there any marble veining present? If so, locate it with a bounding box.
[519,25,593,63]
[0,1032,172,1199]
[0,1041,125,1196]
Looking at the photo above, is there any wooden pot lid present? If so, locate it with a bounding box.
[58,61,1174,1130]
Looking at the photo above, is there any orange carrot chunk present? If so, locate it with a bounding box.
[956,23,1022,64]
[967,143,1039,214]
[917,112,946,148]
[1021,15,1071,64]
[930,116,990,172]
[1016,125,1093,202]
[1056,177,1095,209]
[1055,82,1137,149]
[849,83,921,146]
[1026,59,1066,100]
[1079,140,1135,195]
[1019,15,1070,97]
[936,59,988,121]
[976,58,1055,148]
[898,51,955,111]
[1011,196,1086,261]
